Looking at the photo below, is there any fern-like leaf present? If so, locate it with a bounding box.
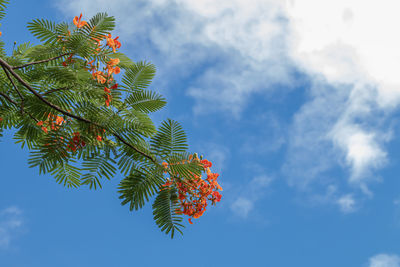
[152,186,184,238]
[118,165,163,210]
[150,119,188,158]
[125,90,166,113]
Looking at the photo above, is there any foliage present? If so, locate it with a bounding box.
[0,3,222,238]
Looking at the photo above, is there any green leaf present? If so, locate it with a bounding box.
[152,186,184,238]
[50,162,81,188]
[118,164,163,210]
[27,19,58,44]
[81,154,117,189]
[150,119,188,158]
[122,62,156,92]
[84,13,115,40]
[125,90,166,113]
[167,152,203,180]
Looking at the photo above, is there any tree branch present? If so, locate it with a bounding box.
[0,57,156,163]
[0,91,39,122]
[12,53,70,69]
[1,65,25,114]
[0,91,18,106]
[42,87,70,96]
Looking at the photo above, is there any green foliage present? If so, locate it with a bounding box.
[0,8,208,238]
[0,0,8,21]
[152,186,184,238]
[150,119,189,158]
[122,62,156,92]
[118,163,164,210]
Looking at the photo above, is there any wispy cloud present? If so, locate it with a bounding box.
[56,0,295,118]
[230,174,273,218]
[368,254,400,267]
[231,197,254,218]
[336,194,356,213]
[0,206,23,249]
[55,0,400,206]
[285,0,400,190]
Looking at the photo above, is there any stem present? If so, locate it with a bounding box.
[0,91,18,106]
[0,91,38,122]
[42,87,71,96]
[12,53,70,69]
[1,65,24,114]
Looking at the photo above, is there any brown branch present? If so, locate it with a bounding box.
[1,65,25,114]
[0,91,18,106]
[12,53,70,69]
[42,87,70,96]
[0,57,156,163]
[0,91,38,122]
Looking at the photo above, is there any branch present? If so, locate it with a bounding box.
[0,91,18,106]
[12,53,70,69]
[0,57,156,163]
[1,65,24,114]
[42,87,71,96]
[0,91,38,122]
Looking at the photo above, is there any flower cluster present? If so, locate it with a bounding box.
[66,132,85,152]
[162,155,222,224]
[59,14,122,107]
[36,113,64,134]
[35,13,121,153]
[73,13,88,28]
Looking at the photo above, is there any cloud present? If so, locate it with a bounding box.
[336,194,356,213]
[55,0,295,118]
[368,254,400,267]
[230,197,254,218]
[0,206,23,249]
[230,174,273,218]
[55,0,400,201]
[283,0,400,191]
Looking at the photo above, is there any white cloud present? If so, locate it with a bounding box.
[0,206,23,249]
[284,0,400,191]
[55,0,294,118]
[230,197,254,218]
[336,194,356,213]
[230,174,273,218]
[55,0,400,200]
[368,254,400,267]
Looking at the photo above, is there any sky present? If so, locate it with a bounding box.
[1,0,400,266]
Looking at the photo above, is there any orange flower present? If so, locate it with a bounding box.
[93,71,107,84]
[105,94,112,106]
[73,13,88,28]
[108,58,120,66]
[96,135,102,141]
[105,34,121,52]
[55,116,64,125]
[162,162,168,168]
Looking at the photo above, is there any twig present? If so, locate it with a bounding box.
[1,65,24,114]
[0,91,18,106]
[0,91,38,122]
[42,87,70,96]
[12,53,70,69]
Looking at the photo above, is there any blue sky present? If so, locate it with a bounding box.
[1,0,400,266]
